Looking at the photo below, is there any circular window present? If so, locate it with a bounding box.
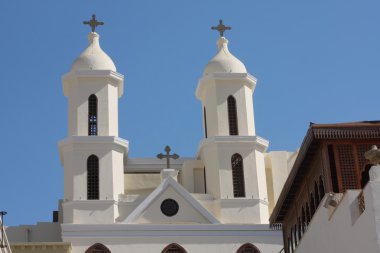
[160,198,179,217]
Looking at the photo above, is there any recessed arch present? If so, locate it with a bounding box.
[236,243,261,253]
[88,94,98,136]
[85,243,111,253]
[87,155,99,200]
[231,153,245,197]
[162,243,187,253]
[227,95,239,135]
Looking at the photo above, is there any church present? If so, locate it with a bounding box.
[4,16,296,253]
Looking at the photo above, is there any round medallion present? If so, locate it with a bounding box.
[160,198,179,217]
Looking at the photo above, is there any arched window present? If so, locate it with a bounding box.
[162,243,187,253]
[314,182,320,206]
[297,217,302,240]
[310,193,316,216]
[87,155,99,200]
[306,202,311,224]
[203,107,208,138]
[231,153,245,198]
[301,207,306,233]
[237,243,261,253]
[85,243,110,253]
[227,96,238,135]
[88,94,98,136]
[319,177,325,200]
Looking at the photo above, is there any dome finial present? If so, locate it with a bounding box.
[83,14,104,33]
[211,19,231,37]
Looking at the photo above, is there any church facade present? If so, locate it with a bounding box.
[5,17,294,253]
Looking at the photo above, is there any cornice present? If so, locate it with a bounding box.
[58,136,129,166]
[196,135,269,158]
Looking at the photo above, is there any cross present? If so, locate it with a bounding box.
[83,14,104,33]
[211,19,231,37]
[157,146,179,169]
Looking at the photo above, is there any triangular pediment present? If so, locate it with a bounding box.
[121,177,219,224]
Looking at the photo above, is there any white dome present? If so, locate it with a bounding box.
[203,37,246,76]
[71,32,116,72]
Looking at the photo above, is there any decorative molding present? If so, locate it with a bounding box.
[11,242,71,252]
[61,223,281,238]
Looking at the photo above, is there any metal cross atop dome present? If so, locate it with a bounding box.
[83,14,104,33]
[157,146,179,169]
[211,19,231,37]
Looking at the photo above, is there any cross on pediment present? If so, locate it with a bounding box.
[211,19,231,37]
[83,14,104,33]
[157,146,179,169]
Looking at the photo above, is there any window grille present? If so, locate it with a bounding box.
[85,243,111,253]
[87,155,99,200]
[162,243,187,253]
[88,94,98,136]
[237,243,261,253]
[227,96,238,135]
[337,144,358,190]
[231,153,245,197]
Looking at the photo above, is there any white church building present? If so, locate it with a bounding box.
[5,17,297,253]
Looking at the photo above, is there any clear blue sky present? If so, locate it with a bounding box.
[1,1,379,226]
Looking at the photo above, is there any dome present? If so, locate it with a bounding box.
[71,32,116,72]
[203,37,246,76]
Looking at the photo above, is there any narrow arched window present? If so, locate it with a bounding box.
[314,182,320,206]
[85,243,110,253]
[162,243,187,253]
[87,155,99,200]
[203,107,208,138]
[237,243,261,253]
[297,217,302,240]
[306,202,311,225]
[301,207,306,233]
[231,153,245,198]
[319,177,325,200]
[310,193,316,216]
[88,94,98,136]
[227,96,239,135]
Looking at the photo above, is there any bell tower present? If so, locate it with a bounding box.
[196,20,269,223]
[59,15,128,224]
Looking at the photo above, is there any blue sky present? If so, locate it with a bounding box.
[1,1,379,226]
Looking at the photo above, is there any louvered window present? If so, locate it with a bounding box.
[227,96,238,135]
[231,153,245,197]
[87,155,99,200]
[88,94,98,136]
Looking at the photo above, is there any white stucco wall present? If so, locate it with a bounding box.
[265,150,297,214]
[62,224,283,253]
[294,182,380,253]
[6,222,61,243]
